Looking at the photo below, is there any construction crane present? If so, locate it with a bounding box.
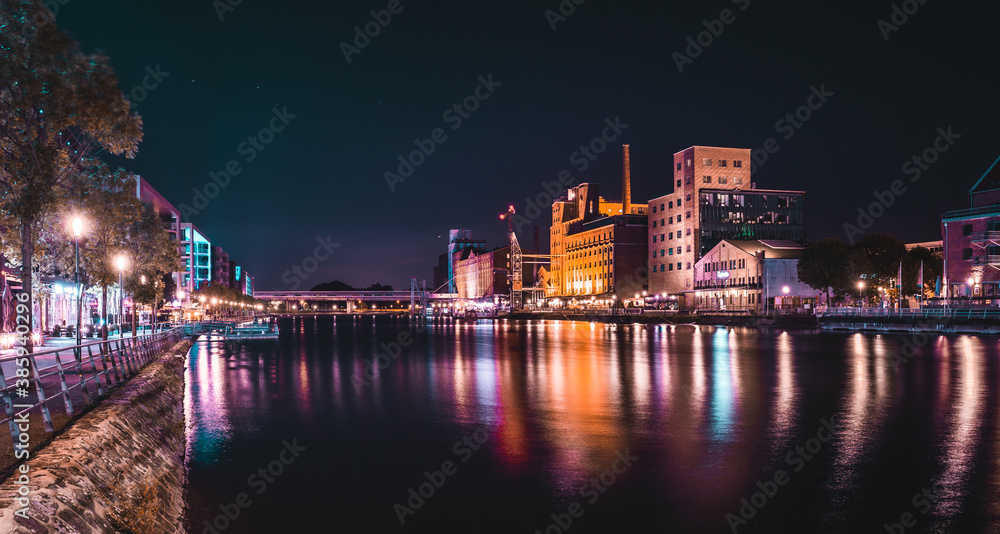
[499,205,523,311]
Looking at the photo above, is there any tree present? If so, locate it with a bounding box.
[122,202,181,334]
[311,280,355,291]
[903,246,943,298]
[0,0,142,350]
[797,237,850,305]
[71,163,143,341]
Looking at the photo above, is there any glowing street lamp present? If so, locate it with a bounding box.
[858,281,865,307]
[72,217,84,349]
[116,256,126,340]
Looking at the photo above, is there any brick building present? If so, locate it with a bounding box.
[942,156,1000,299]
[647,146,805,301]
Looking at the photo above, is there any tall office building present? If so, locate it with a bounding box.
[647,146,751,296]
[647,146,805,299]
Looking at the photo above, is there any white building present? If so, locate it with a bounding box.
[685,240,825,312]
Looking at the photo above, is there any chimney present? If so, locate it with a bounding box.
[622,144,631,215]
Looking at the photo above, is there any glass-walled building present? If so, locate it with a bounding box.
[698,188,806,257]
[180,222,212,296]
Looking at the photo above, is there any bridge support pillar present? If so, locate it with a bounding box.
[346,301,353,314]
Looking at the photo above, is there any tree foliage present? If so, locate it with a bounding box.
[797,238,850,304]
[0,0,142,349]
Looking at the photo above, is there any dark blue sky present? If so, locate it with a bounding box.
[57,0,1000,290]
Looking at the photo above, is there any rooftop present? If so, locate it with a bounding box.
[970,155,1000,194]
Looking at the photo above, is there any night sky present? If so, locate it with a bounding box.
[56,0,1000,290]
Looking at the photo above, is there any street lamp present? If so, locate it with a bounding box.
[72,217,83,349]
[116,256,126,340]
[858,281,865,308]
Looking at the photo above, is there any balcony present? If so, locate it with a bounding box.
[969,231,1000,243]
[972,255,1000,267]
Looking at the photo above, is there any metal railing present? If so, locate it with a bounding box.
[820,307,1000,320]
[0,328,184,460]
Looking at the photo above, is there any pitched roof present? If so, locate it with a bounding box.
[716,240,804,259]
[970,155,1000,193]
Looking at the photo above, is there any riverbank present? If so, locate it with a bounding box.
[0,338,193,533]
[504,311,820,328]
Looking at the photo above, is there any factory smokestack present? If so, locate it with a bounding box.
[622,144,631,216]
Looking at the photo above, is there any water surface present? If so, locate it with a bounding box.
[184,316,1000,533]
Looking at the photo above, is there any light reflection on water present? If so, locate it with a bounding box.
[184,317,1000,533]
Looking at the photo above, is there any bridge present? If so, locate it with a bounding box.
[254,290,460,313]
[255,290,457,302]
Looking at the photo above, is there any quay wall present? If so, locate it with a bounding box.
[0,338,193,534]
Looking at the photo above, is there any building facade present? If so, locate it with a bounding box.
[212,246,232,288]
[685,240,823,311]
[135,176,183,291]
[560,214,648,298]
[647,147,807,299]
[941,156,1000,299]
[443,229,486,293]
[551,146,648,297]
[647,146,753,296]
[180,223,212,294]
[905,240,944,256]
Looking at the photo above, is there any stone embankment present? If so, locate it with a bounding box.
[0,338,193,534]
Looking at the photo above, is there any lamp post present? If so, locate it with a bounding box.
[73,218,83,349]
[139,275,146,335]
[858,281,865,308]
[782,285,790,312]
[177,289,186,325]
[116,256,126,340]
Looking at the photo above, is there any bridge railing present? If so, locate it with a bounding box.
[0,328,184,467]
[819,307,1000,320]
